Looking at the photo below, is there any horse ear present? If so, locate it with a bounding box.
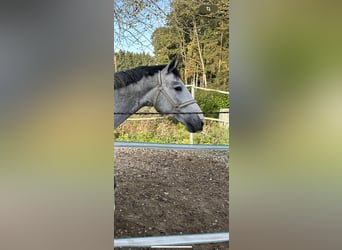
[166,57,178,74]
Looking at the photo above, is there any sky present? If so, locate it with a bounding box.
[113,27,155,54]
[114,0,171,55]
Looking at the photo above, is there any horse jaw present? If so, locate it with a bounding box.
[176,111,204,133]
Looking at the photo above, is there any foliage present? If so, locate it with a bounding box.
[114,0,229,89]
[152,0,229,90]
[114,0,229,88]
[114,50,156,71]
[151,26,180,64]
[114,119,229,145]
[195,90,229,118]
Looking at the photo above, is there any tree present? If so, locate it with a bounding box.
[114,0,168,53]
[151,0,229,89]
[114,50,156,71]
[152,26,180,63]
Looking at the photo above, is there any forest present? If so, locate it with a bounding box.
[114,0,229,90]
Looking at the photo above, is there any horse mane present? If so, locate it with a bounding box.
[114,64,181,89]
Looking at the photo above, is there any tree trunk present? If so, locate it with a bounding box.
[193,19,207,88]
[114,54,117,73]
[219,31,223,73]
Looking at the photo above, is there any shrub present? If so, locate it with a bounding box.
[195,90,229,118]
[114,119,228,145]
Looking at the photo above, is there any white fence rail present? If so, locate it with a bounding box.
[185,85,229,95]
[114,232,229,248]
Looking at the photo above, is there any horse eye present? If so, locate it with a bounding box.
[174,86,182,91]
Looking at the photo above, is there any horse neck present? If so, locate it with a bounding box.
[114,76,158,128]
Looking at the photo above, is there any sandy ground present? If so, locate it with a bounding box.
[114,147,229,250]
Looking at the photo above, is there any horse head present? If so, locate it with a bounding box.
[153,58,204,133]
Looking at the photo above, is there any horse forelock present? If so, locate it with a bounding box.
[114,64,181,89]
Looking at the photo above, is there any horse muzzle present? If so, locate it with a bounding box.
[183,116,204,133]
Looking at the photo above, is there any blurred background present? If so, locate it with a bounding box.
[0,1,113,249]
[230,0,342,249]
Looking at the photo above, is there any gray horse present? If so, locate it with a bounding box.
[114,58,204,132]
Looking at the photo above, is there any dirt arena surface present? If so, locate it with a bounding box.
[114,147,229,250]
